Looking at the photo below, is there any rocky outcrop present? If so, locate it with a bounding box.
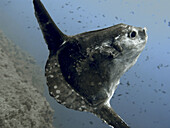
[0,30,54,128]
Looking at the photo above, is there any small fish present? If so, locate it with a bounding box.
[33,0,147,128]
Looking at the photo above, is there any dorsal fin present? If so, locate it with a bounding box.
[33,0,67,54]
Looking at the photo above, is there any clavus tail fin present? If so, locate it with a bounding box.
[33,0,67,55]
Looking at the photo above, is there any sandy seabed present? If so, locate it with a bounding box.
[0,30,54,128]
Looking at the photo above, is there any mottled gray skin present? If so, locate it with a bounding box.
[33,0,147,128]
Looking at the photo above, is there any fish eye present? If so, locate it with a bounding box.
[130,31,137,38]
[128,31,137,38]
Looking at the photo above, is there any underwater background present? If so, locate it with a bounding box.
[0,0,170,128]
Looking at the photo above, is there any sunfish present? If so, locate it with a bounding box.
[33,0,147,127]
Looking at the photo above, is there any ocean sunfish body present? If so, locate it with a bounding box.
[33,0,147,127]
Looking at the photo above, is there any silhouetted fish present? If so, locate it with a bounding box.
[33,0,147,127]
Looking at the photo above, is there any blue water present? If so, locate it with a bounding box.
[0,0,170,128]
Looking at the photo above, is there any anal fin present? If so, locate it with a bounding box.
[93,105,130,128]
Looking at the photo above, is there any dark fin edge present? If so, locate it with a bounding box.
[33,0,67,54]
[94,105,130,128]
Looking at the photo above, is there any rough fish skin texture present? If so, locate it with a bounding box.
[33,0,148,127]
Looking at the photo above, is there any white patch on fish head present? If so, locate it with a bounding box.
[121,26,147,51]
[99,24,148,105]
[114,25,148,72]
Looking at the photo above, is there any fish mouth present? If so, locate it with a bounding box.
[143,27,147,32]
[138,27,148,41]
[143,27,148,42]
